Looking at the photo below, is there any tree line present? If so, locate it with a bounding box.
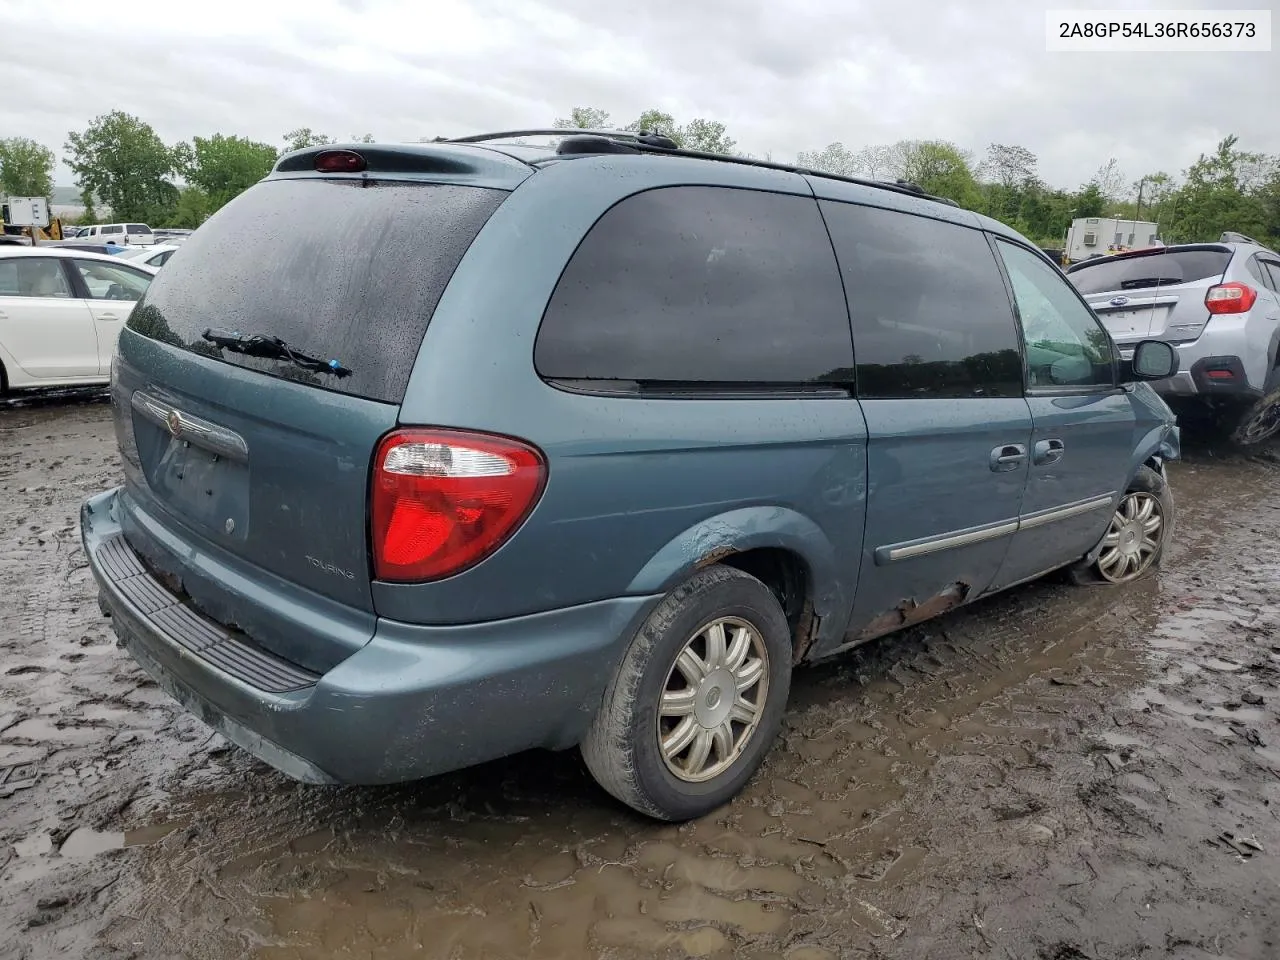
[1,108,1276,250]
[791,136,1280,251]
[1,116,371,228]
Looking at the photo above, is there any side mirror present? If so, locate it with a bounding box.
[1124,340,1178,382]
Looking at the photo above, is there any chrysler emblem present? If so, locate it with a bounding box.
[166,410,184,438]
[1109,296,1130,307]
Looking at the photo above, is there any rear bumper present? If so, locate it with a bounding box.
[1120,353,1262,401]
[83,487,657,785]
[1151,357,1262,400]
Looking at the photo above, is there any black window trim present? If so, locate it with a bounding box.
[1253,255,1280,293]
[545,377,855,400]
[535,184,859,401]
[988,234,1121,397]
[59,258,88,299]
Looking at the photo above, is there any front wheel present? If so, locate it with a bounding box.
[1069,464,1174,585]
[581,565,792,821]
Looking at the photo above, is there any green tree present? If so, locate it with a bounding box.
[796,142,861,177]
[975,143,1040,225]
[349,133,375,143]
[0,137,55,199]
[1072,182,1106,219]
[1092,157,1126,203]
[977,143,1038,190]
[554,107,612,129]
[282,127,334,152]
[625,109,680,139]
[178,134,277,210]
[898,140,982,207]
[64,111,178,222]
[168,186,212,229]
[80,187,98,224]
[680,119,736,154]
[1161,136,1276,244]
[552,107,738,155]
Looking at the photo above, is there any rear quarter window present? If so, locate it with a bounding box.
[1068,249,1231,295]
[534,186,853,386]
[127,179,506,403]
[126,224,150,235]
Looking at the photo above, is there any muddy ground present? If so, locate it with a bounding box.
[1,390,1279,960]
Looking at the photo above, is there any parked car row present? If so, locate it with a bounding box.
[62,224,191,250]
[0,247,156,391]
[70,223,157,246]
[78,134,1184,822]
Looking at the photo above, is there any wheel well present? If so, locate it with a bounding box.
[0,358,7,394]
[715,548,815,661]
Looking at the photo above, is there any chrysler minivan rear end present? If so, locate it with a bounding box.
[81,144,651,785]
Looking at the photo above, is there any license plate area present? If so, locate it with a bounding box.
[1098,309,1145,335]
[1096,304,1172,338]
[129,395,250,541]
[152,439,249,539]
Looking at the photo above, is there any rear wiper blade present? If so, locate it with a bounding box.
[202,328,352,378]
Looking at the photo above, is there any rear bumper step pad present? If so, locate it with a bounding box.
[94,535,320,694]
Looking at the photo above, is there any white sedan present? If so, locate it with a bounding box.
[116,243,182,269]
[0,247,157,393]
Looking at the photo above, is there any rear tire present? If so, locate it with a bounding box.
[581,565,792,821]
[1068,464,1174,585]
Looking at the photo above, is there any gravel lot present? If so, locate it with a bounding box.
[2,390,1278,960]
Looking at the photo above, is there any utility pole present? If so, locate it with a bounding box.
[1129,177,1147,250]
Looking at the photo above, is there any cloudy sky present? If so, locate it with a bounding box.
[3,0,1275,191]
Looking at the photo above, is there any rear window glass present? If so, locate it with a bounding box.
[128,179,505,403]
[1067,249,1231,295]
[126,224,150,235]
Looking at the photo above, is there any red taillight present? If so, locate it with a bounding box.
[1206,369,1235,380]
[1204,282,1257,315]
[371,429,546,582]
[314,149,367,173]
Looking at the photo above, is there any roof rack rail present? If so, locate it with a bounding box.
[447,128,680,150]
[1220,231,1258,245]
[444,129,962,209]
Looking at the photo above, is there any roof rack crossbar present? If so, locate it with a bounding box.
[443,129,962,209]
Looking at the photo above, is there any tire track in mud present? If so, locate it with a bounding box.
[2,401,1279,960]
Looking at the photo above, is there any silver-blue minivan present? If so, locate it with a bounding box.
[82,132,1181,820]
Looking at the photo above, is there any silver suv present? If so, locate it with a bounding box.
[1067,233,1280,445]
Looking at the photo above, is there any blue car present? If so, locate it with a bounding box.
[82,132,1181,820]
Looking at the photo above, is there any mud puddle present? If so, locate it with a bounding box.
[2,404,1279,959]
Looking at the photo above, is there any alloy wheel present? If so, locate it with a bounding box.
[657,616,769,783]
[1097,491,1164,583]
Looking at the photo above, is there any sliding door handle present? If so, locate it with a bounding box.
[1033,438,1065,465]
[990,443,1027,473]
